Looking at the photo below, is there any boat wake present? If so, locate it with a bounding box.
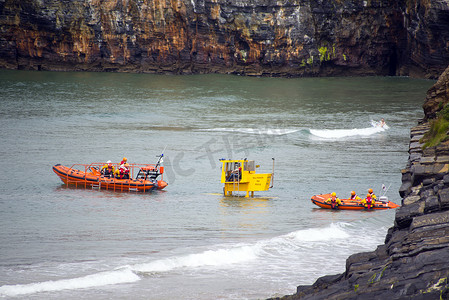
[308,120,389,139]
[0,223,384,297]
[198,121,388,140]
[199,127,299,135]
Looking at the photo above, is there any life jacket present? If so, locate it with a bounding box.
[330,196,338,209]
[103,164,114,176]
[366,196,373,209]
[350,194,358,200]
[119,165,129,179]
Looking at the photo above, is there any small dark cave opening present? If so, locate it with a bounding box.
[389,49,398,76]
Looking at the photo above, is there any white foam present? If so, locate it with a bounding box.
[285,223,349,242]
[309,125,385,139]
[370,120,390,129]
[0,224,351,297]
[132,246,258,273]
[0,268,140,297]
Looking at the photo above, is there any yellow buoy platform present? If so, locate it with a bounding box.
[220,159,274,197]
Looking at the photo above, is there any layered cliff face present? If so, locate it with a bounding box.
[0,0,447,77]
[404,0,449,79]
[274,66,449,300]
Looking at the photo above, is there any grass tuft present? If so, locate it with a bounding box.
[421,104,449,149]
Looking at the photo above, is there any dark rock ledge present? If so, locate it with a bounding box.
[272,68,449,300]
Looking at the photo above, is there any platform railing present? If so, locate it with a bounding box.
[62,162,164,191]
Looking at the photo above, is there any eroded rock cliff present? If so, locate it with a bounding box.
[0,0,448,78]
[273,66,449,300]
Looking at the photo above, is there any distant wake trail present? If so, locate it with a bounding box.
[199,128,299,135]
[199,121,388,140]
[308,121,388,139]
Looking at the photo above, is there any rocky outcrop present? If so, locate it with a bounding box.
[423,66,449,120]
[0,0,448,78]
[272,66,449,300]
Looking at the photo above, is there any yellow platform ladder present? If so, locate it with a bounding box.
[233,165,241,197]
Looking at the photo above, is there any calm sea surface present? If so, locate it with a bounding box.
[0,70,433,299]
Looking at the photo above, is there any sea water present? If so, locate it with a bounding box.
[0,70,433,299]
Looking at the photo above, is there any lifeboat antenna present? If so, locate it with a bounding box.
[270,157,275,188]
[381,183,391,197]
[156,145,167,167]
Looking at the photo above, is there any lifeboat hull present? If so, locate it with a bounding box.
[311,193,400,210]
[53,164,166,193]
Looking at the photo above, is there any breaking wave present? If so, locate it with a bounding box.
[0,224,351,297]
[0,269,140,297]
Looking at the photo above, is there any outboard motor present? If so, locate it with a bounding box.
[379,196,388,203]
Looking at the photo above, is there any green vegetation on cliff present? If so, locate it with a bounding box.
[421,104,449,148]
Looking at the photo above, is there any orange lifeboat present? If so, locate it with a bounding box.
[311,193,400,210]
[53,160,167,193]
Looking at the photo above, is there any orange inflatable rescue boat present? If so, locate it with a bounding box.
[311,193,400,210]
[53,155,167,192]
